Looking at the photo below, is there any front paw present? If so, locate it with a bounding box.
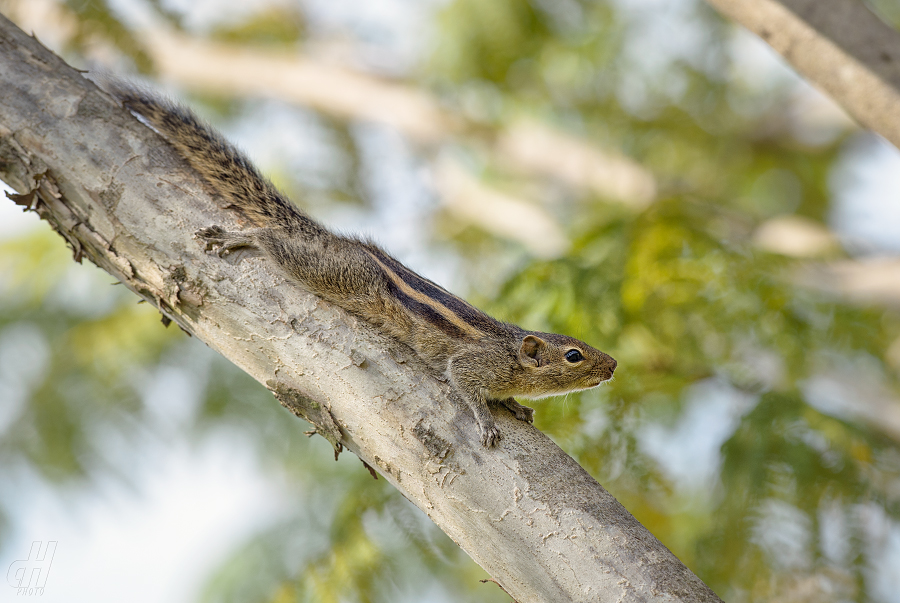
[501,398,535,423]
[514,405,534,423]
[481,424,502,448]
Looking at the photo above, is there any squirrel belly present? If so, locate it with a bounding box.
[105,78,617,447]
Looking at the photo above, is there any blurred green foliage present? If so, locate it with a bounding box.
[867,0,900,30]
[0,229,176,480]
[209,9,306,47]
[2,0,900,602]
[63,0,154,71]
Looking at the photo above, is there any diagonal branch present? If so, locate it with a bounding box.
[705,0,900,149]
[0,14,721,603]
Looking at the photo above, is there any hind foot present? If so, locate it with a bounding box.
[195,225,257,256]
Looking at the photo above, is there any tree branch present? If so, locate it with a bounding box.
[704,0,900,149]
[0,14,721,603]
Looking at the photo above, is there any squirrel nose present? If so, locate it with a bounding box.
[607,356,617,374]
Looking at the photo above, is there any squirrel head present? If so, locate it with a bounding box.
[515,332,616,399]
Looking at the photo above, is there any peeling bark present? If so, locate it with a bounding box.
[0,14,721,603]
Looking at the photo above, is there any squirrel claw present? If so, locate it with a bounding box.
[481,425,501,448]
[500,398,534,423]
[195,225,248,257]
[195,225,225,237]
[195,226,225,253]
[516,407,534,423]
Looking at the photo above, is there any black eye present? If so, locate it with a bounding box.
[565,349,584,363]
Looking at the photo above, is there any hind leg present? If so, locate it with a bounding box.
[195,226,264,256]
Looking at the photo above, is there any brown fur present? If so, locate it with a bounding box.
[103,78,617,447]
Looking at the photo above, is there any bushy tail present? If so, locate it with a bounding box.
[96,75,319,232]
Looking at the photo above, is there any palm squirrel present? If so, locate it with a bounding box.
[104,80,617,447]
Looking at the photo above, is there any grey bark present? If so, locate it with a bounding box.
[705,0,900,149]
[0,14,721,603]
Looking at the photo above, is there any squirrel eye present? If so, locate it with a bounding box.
[565,349,584,363]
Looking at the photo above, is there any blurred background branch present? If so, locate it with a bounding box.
[704,0,900,149]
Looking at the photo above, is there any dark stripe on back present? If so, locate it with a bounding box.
[367,247,504,336]
[384,279,472,340]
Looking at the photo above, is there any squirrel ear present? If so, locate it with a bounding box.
[519,335,546,367]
